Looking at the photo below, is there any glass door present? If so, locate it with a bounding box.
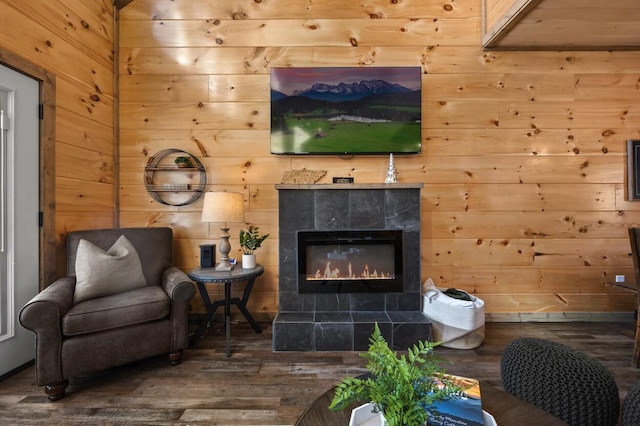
[0,93,7,341]
[0,64,39,376]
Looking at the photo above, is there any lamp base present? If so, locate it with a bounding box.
[215,263,233,271]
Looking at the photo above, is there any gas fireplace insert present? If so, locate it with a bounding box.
[297,230,403,293]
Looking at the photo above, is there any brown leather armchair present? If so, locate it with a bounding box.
[19,227,195,401]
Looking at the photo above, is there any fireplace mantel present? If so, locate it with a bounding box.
[275,183,424,190]
[273,184,431,352]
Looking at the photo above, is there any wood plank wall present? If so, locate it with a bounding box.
[0,0,116,277]
[118,0,640,318]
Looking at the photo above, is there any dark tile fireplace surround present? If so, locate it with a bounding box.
[272,183,431,351]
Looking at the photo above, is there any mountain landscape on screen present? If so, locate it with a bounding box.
[270,67,422,155]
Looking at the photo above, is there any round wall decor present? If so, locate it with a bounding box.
[144,149,206,206]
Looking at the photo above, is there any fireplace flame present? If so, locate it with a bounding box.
[311,261,392,280]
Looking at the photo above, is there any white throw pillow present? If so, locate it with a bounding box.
[73,235,148,304]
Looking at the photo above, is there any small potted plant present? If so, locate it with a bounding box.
[174,156,193,168]
[239,225,269,268]
[329,323,463,426]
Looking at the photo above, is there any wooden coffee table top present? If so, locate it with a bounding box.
[295,380,568,425]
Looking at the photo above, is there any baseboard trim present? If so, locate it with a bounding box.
[191,311,635,324]
[0,359,34,382]
[486,312,634,323]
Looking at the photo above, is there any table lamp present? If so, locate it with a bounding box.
[201,191,245,271]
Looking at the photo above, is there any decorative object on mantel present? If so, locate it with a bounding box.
[385,153,398,183]
[329,323,463,426]
[281,168,327,184]
[333,176,354,184]
[201,192,245,271]
[239,225,269,269]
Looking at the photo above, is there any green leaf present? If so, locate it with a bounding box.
[238,225,269,255]
[327,322,463,426]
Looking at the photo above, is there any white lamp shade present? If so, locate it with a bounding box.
[201,192,245,223]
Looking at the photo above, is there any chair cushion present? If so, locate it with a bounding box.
[62,286,170,336]
[74,235,148,304]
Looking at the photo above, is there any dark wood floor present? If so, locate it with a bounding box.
[1,321,640,425]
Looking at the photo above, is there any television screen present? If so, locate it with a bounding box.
[270,67,422,155]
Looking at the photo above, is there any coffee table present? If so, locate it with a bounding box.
[295,380,568,425]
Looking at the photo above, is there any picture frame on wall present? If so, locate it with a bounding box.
[627,140,640,200]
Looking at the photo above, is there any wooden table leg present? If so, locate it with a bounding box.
[238,276,262,333]
[190,281,216,346]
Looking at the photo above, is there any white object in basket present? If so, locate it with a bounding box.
[422,278,485,349]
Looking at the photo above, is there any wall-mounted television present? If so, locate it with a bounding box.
[270,67,422,155]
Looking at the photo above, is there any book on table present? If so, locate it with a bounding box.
[426,375,485,426]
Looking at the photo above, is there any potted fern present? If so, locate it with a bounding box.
[329,323,463,426]
[239,225,269,268]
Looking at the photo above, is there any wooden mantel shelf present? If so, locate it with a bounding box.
[275,183,424,190]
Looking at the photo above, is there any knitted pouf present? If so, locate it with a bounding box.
[500,337,619,426]
[622,381,640,426]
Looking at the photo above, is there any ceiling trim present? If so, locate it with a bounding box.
[482,0,543,49]
[113,0,134,10]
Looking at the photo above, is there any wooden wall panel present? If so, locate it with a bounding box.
[119,101,270,130]
[425,265,634,293]
[56,142,114,183]
[119,0,640,318]
[0,3,113,96]
[121,0,479,20]
[0,0,115,279]
[58,108,114,155]
[422,184,616,211]
[119,129,273,157]
[427,211,640,239]
[119,75,209,102]
[479,293,632,313]
[56,178,114,212]
[397,156,621,184]
[423,128,634,156]
[121,46,640,76]
[119,19,481,48]
[424,100,640,130]
[424,73,576,101]
[119,211,208,239]
[2,0,113,69]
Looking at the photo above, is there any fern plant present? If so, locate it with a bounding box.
[329,323,462,426]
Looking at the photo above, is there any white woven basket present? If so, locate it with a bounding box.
[422,278,486,349]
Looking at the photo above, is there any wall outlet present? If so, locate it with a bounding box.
[615,275,626,283]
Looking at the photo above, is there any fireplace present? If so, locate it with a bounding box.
[298,230,403,293]
[273,183,430,352]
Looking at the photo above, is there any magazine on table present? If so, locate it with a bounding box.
[426,375,485,426]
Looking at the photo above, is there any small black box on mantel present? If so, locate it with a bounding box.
[333,177,354,184]
[200,244,216,268]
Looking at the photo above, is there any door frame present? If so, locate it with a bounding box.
[0,48,56,290]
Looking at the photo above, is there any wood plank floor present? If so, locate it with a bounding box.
[1,321,640,425]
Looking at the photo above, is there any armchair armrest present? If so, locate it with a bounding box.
[18,277,76,386]
[162,267,195,351]
[162,266,195,302]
